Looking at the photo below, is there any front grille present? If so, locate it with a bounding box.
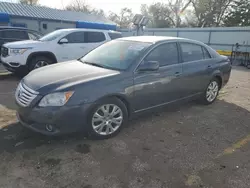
[15,83,38,107]
[1,47,9,57]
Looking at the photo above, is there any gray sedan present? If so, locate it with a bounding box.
[15,36,231,139]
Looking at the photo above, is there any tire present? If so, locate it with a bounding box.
[201,78,220,105]
[28,56,53,72]
[87,97,128,139]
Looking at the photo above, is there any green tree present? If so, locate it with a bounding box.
[141,1,192,28]
[19,0,39,5]
[190,0,234,27]
[224,0,250,26]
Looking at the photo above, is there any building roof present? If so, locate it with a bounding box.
[0,2,114,24]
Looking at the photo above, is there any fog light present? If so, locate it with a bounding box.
[46,124,54,132]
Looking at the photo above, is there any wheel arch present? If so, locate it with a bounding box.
[26,51,58,66]
[94,94,131,117]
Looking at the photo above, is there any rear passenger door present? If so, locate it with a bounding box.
[83,31,106,54]
[179,42,213,97]
[57,31,86,61]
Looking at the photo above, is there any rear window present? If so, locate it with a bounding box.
[108,32,122,40]
[2,30,28,40]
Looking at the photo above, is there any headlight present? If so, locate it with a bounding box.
[9,48,30,55]
[39,91,74,107]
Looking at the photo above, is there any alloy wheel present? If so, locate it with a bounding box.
[92,104,123,136]
[34,60,49,69]
[206,81,219,102]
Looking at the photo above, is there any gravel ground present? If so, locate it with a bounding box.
[0,66,250,188]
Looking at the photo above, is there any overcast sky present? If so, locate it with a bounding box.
[2,0,161,13]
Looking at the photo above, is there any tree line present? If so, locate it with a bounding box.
[20,0,250,28]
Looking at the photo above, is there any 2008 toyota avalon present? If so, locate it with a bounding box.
[15,36,231,139]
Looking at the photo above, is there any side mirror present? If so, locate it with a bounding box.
[137,61,159,72]
[58,38,68,44]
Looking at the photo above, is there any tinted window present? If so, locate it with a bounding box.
[202,47,211,59]
[28,32,38,40]
[43,23,47,30]
[108,32,122,40]
[145,43,179,66]
[2,30,28,40]
[180,43,204,62]
[39,30,68,42]
[85,32,105,43]
[65,31,85,43]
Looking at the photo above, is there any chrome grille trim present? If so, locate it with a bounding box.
[15,83,38,107]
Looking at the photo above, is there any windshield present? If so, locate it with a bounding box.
[80,40,151,70]
[39,30,68,42]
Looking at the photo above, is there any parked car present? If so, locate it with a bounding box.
[0,26,42,48]
[15,36,231,139]
[0,28,122,75]
[0,26,42,67]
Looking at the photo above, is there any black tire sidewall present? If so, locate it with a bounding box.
[203,78,220,105]
[28,56,52,71]
[87,97,128,139]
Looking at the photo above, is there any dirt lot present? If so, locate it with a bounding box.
[0,67,250,188]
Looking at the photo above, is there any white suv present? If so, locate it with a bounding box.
[0,28,122,75]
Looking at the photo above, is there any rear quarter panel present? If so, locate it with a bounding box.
[211,55,231,87]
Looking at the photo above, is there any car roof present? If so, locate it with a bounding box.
[56,28,121,33]
[119,36,204,44]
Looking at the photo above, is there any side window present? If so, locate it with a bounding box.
[11,23,27,28]
[180,43,204,62]
[108,32,122,40]
[2,30,28,40]
[43,23,47,30]
[28,32,38,40]
[0,31,3,38]
[85,32,106,43]
[202,47,211,59]
[144,43,179,67]
[64,31,85,43]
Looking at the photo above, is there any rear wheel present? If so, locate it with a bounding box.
[87,97,128,139]
[202,78,220,105]
[28,56,52,71]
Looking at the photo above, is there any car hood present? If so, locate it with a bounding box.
[23,60,120,93]
[4,40,44,48]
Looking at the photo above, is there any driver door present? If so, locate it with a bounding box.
[132,42,183,112]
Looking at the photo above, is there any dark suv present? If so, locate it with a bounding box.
[0,26,42,57]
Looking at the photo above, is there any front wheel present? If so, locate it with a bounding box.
[202,78,220,105]
[87,98,128,139]
[28,56,52,72]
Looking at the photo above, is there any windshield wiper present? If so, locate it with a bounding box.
[81,61,107,69]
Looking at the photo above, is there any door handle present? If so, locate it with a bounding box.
[175,72,182,77]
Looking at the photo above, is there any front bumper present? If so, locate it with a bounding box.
[16,103,93,136]
[1,54,28,73]
[1,61,28,73]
